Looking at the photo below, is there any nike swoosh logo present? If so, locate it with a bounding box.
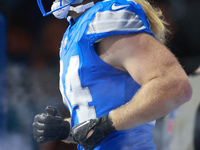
[111,3,130,10]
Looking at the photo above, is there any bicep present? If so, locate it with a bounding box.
[115,33,184,85]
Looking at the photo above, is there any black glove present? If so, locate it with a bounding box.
[72,114,116,150]
[33,106,70,143]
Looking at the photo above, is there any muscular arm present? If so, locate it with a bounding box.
[97,33,192,131]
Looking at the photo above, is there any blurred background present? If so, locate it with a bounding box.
[0,0,199,150]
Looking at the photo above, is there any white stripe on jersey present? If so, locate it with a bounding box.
[87,9,146,34]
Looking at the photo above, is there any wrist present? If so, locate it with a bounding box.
[109,110,121,131]
[58,120,71,140]
[99,114,116,136]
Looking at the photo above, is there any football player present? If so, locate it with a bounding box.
[33,0,192,149]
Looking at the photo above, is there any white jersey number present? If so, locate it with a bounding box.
[60,56,96,123]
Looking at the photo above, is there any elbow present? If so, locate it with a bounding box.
[183,79,193,102]
[176,76,193,105]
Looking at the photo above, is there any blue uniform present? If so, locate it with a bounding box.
[59,0,156,149]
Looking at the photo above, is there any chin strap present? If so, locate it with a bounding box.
[70,1,94,13]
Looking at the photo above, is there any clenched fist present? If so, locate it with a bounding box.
[33,106,70,143]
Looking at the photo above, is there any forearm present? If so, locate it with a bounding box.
[109,75,192,131]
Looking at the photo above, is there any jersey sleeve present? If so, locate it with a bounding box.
[86,0,155,42]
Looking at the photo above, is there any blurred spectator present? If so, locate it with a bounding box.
[5,1,75,150]
[6,23,37,150]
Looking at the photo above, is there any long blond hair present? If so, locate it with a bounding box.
[134,0,169,44]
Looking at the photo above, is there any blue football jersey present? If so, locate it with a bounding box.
[59,0,156,149]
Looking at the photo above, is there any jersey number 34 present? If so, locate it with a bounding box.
[59,56,97,123]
